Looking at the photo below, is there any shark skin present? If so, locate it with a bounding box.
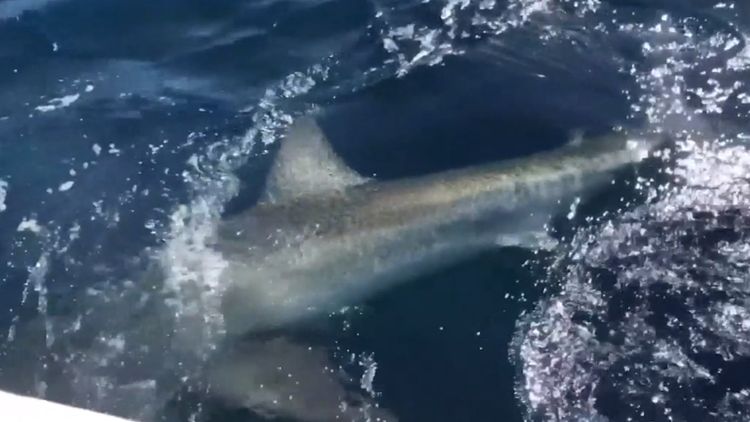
[214,117,666,337]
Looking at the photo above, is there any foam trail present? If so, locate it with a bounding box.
[513,4,750,421]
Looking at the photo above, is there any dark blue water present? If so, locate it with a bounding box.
[0,0,749,421]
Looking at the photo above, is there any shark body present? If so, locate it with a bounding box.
[215,117,662,336]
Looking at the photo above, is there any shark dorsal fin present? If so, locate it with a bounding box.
[261,117,370,203]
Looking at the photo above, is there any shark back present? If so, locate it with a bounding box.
[216,117,666,334]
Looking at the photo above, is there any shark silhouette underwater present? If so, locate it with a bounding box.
[204,116,666,421]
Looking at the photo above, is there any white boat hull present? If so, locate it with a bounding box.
[0,390,133,422]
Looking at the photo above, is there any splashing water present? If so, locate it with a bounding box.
[371,0,604,77]
[24,1,609,419]
[512,2,750,421]
[514,137,750,422]
[3,0,748,421]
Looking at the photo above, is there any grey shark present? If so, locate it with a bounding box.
[215,117,663,336]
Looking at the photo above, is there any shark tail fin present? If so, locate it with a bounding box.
[208,337,397,422]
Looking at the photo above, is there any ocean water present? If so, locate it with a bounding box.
[0,0,749,421]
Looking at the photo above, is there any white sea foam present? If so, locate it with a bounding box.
[17,218,43,233]
[515,6,750,421]
[58,180,74,192]
[0,180,7,212]
[35,93,80,113]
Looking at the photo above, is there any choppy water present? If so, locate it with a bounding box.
[0,0,749,421]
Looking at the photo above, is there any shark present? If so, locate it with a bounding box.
[205,116,665,421]
[215,117,663,336]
